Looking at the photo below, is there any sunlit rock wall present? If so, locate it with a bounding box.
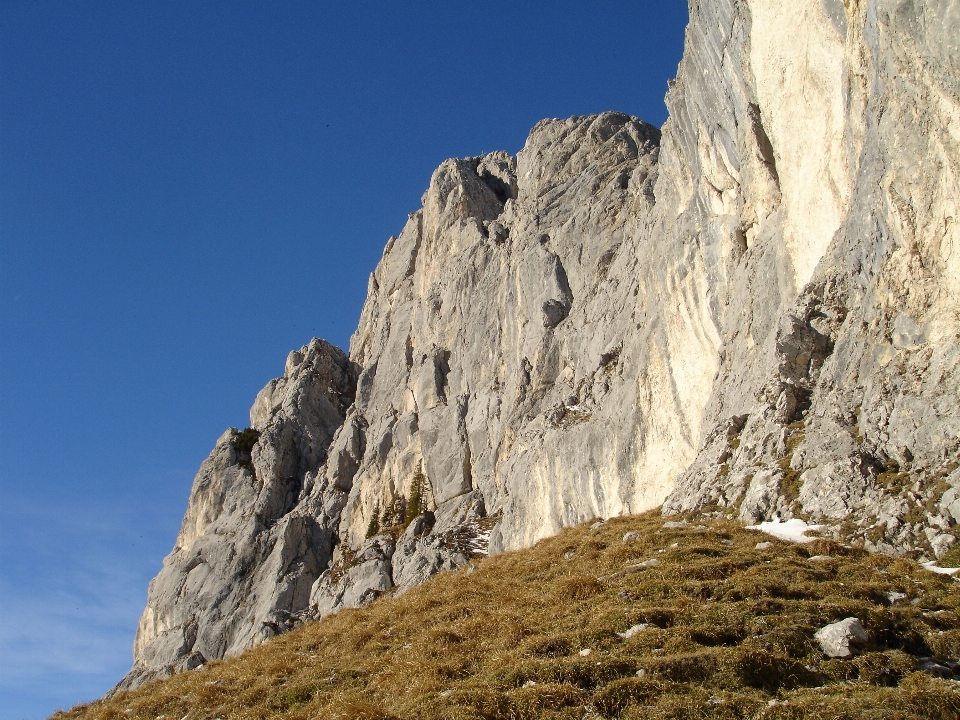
[122,0,960,689]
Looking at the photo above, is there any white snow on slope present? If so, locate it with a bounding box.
[922,561,960,576]
[746,519,824,544]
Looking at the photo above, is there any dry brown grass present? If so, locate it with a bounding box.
[55,512,960,720]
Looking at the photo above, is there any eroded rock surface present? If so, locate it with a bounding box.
[123,0,960,690]
[119,340,357,690]
[815,618,869,659]
[663,0,960,559]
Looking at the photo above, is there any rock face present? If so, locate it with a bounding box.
[122,0,960,689]
[663,0,960,560]
[119,340,357,690]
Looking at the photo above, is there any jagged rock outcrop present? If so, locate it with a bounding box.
[121,0,960,690]
[118,340,357,690]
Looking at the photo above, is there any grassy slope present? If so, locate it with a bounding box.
[58,512,960,720]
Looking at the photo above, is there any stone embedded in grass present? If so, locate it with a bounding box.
[755,542,773,550]
[919,659,954,678]
[808,555,832,561]
[662,521,688,529]
[579,648,592,656]
[886,591,908,604]
[617,623,650,639]
[815,617,868,658]
[929,534,956,559]
[623,531,642,542]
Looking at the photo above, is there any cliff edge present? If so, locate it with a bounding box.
[118,0,960,690]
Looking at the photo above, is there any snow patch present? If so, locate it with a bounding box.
[617,623,649,639]
[746,518,824,544]
[921,561,960,576]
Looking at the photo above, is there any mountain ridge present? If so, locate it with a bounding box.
[119,0,960,691]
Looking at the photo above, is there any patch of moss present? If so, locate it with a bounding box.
[852,422,865,445]
[853,650,918,686]
[937,543,960,569]
[866,524,887,544]
[904,505,926,526]
[779,423,806,507]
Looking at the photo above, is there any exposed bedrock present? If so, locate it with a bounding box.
[122,0,960,689]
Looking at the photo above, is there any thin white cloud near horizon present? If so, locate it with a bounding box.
[0,490,175,720]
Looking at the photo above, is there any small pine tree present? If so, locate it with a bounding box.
[381,495,400,528]
[404,461,426,527]
[380,497,392,528]
[393,496,406,526]
[366,503,381,539]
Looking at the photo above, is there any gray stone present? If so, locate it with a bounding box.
[123,340,356,687]
[815,618,869,659]
[310,534,395,616]
[930,533,956,560]
[392,516,470,595]
[919,660,953,679]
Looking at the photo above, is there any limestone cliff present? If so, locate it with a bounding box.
[120,0,960,689]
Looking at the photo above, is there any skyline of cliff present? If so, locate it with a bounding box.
[0,4,690,719]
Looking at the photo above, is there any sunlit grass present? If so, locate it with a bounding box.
[57,511,960,719]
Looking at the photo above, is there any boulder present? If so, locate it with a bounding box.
[815,617,868,659]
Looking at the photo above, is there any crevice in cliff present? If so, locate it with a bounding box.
[542,254,574,329]
[434,350,451,404]
[746,102,779,189]
[402,211,424,282]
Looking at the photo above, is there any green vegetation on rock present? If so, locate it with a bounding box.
[232,427,261,455]
[404,462,427,528]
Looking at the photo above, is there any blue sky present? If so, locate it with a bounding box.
[0,2,689,717]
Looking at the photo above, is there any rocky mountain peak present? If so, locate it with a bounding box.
[117,0,960,691]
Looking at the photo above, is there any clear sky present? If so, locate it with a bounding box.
[0,2,689,717]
